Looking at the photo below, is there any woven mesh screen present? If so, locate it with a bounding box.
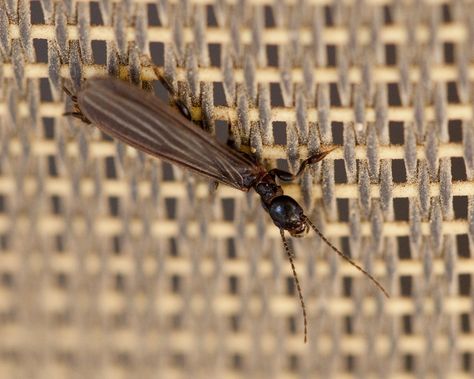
[1,0,474,378]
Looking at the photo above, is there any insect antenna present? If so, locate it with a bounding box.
[280,229,308,343]
[304,217,389,298]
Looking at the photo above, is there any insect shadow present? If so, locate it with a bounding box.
[64,68,388,343]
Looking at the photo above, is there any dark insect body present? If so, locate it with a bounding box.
[64,75,388,343]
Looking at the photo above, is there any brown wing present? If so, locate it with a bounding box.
[76,78,263,190]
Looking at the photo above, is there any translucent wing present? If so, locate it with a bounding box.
[76,78,262,190]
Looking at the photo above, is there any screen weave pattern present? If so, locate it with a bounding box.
[0,1,473,378]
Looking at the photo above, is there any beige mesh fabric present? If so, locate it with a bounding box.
[0,1,473,378]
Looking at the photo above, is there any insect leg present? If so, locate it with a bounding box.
[148,65,193,121]
[62,86,77,101]
[270,146,338,182]
[63,86,91,124]
[63,111,91,124]
[294,147,337,177]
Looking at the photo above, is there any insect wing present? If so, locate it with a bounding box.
[77,78,261,190]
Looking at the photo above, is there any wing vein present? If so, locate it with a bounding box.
[78,78,261,190]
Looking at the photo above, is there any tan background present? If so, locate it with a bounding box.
[0,0,473,378]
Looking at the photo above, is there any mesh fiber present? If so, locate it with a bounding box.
[0,0,474,378]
